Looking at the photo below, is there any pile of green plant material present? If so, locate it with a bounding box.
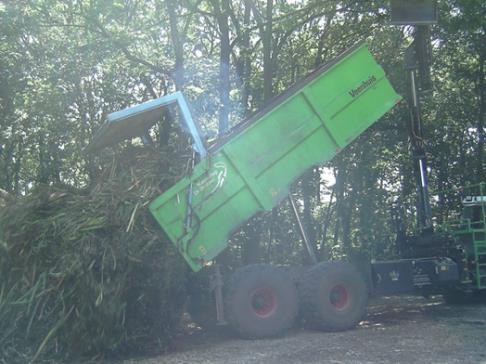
[0,146,189,362]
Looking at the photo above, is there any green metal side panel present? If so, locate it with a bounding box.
[149,43,402,271]
[445,182,486,289]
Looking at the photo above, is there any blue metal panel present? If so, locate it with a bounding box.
[87,92,207,157]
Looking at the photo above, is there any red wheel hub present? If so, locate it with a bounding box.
[251,288,276,317]
[329,284,349,310]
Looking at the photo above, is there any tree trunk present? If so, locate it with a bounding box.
[319,186,334,260]
[476,53,484,180]
[263,0,273,102]
[302,169,316,255]
[341,185,356,256]
[212,0,231,134]
[332,159,347,250]
[240,0,251,113]
[166,0,184,90]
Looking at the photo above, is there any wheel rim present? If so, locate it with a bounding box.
[329,284,349,310]
[251,288,276,317]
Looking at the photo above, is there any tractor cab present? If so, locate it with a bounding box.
[461,195,486,228]
[447,183,486,289]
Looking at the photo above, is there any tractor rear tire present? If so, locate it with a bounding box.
[224,264,298,339]
[299,261,368,331]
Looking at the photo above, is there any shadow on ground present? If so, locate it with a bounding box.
[122,295,486,364]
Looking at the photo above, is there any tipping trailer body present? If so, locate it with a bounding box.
[149,43,401,272]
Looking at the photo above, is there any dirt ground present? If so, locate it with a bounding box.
[124,296,486,364]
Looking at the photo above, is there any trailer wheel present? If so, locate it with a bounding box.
[225,264,298,338]
[299,261,368,331]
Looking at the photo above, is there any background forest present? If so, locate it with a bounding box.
[0,0,484,362]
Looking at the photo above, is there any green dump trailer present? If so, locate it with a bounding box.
[92,42,486,339]
[149,43,401,272]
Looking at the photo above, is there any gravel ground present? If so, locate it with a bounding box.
[123,296,486,364]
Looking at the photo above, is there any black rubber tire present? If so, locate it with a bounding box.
[299,261,368,331]
[224,264,298,339]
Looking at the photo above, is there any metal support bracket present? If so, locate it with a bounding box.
[408,69,433,230]
[210,264,226,325]
[289,193,318,264]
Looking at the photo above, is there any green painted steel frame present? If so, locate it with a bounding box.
[443,182,486,289]
[149,43,402,271]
